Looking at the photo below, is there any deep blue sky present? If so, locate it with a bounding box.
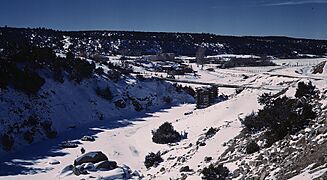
[1,0,327,39]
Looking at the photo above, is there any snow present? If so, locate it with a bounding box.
[206,54,261,59]
[62,36,72,50]
[2,56,327,179]
[289,164,327,180]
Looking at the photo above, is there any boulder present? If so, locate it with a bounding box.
[95,160,118,170]
[81,136,95,142]
[121,164,133,179]
[131,170,144,178]
[49,159,60,165]
[61,141,78,149]
[79,162,96,172]
[74,151,108,166]
[99,168,125,179]
[73,165,88,176]
[60,164,74,175]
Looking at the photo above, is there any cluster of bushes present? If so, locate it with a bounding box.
[132,99,143,112]
[163,96,172,104]
[69,58,95,83]
[9,45,56,68]
[2,45,96,90]
[144,151,163,168]
[295,81,317,98]
[114,99,126,108]
[1,114,58,151]
[0,62,45,94]
[152,122,181,144]
[1,134,14,151]
[242,82,317,146]
[201,164,229,180]
[95,86,113,101]
[41,121,57,139]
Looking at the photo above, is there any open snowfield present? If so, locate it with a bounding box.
[1,57,327,179]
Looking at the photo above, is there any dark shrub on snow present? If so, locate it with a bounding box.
[1,133,14,151]
[295,81,317,98]
[132,99,143,112]
[242,96,316,146]
[23,115,39,127]
[201,164,229,180]
[41,121,57,139]
[246,141,260,154]
[69,58,95,83]
[205,127,219,138]
[96,86,113,101]
[115,99,126,108]
[11,67,45,95]
[163,96,172,104]
[107,69,121,81]
[152,122,181,144]
[23,131,34,144]
[144,152,163,168]
[241,112,263,132]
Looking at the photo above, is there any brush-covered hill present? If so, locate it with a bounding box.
[0,44,194,156]
[1,27,327,58]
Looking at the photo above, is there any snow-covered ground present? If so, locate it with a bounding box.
[1,57,327,179]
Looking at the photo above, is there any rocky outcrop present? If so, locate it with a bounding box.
[61,151,143,179]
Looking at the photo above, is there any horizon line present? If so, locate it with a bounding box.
[1,25,326,41]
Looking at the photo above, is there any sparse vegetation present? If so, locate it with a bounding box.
[163,96,172,104]
[144,152,163,168]
[205,127,219,138]
[201,164,229,180]
[242,94,316,146]
[1,133,14,151]
[41,121,57,139]
[23,131,34,144]
[132,99,143,112]
[114,99,126,108]
[295,81,317,98]
[152,122,181,144]
[96,86,113,101]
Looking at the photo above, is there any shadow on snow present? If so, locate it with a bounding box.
[0,101,193,176]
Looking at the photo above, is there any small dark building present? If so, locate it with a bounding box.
[196,85,218,108]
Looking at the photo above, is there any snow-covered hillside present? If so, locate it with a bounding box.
[2,27,327,58]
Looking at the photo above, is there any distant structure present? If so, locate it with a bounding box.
[143,53,176,61]
[196,85,218,108]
